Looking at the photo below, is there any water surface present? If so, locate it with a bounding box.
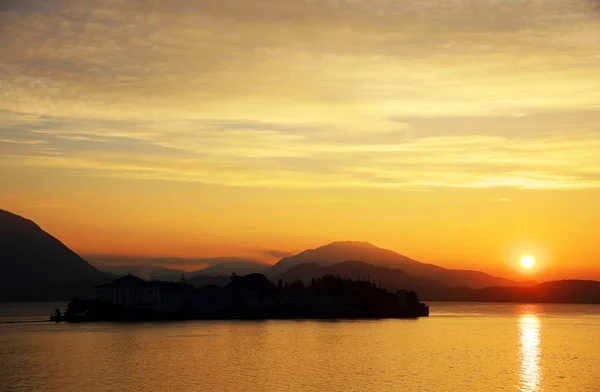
[1,302,598,391]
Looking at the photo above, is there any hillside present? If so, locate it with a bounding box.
[279,261,443,293]
[462,280,600,304]
[187,275,231,288]
[187,260,270,288]
[269,241,417,277]
[91,255,269,280]
[280,261,600,304]
[194,259,270,277]
[94,264,185,281]
[0,209,112,301]
[270,241,521,289]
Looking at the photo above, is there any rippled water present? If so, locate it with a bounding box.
[1,302,598,392]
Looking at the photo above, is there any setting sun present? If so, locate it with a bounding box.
[521,256,536,269]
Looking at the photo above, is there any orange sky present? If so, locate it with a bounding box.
[1,0,599,282]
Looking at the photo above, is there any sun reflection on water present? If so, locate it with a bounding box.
[519,314,542,391]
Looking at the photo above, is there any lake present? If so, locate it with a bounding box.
[1,302,598,391]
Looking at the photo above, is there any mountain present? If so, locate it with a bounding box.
[95,264,185,281]
[280,260,600,304]
[187,275,231,288]
[280,260,443,293]
[442,280,600,304]
[269,241,417,277]
[89,255,269,279]
[0,209,113,301]
[194,259,270,277]
[270,241,522,289]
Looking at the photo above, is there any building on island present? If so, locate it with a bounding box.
[95,274,192,312]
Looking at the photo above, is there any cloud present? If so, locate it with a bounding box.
[2,0,600,119]
[0,109,599,189]
[0,138,47,145]
[85,255,259,267]
[585,0,600,13]
[0,0,50,13]
[1,1,600,190]
[261,250,296,259]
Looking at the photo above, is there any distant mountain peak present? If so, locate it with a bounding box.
[268,240,521,289]
[322,241,377,249]
[267,240,417,278]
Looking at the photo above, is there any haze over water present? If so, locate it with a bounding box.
[1,303,598,392]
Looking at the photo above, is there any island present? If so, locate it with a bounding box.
[50,273,429,321]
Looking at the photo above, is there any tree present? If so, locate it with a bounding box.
[407,290,420,306]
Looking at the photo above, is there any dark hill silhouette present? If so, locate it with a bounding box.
[195,259,270,277]
[90,255,269,280]
[94,264,185,281]
[188,275,231,288]
[0,209,113,301]
[269,241,416,277]
[270,241,523,289]
[458,280,600,304]
[280,261,443,293]
[280,261,600,303]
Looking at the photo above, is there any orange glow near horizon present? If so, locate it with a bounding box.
[1,0,600,282]
[2,184,599,281]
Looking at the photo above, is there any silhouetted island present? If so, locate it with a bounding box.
[50,273,430,321]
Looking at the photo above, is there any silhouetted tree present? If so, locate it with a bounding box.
[289,280,305,294]
[407,290,420,305]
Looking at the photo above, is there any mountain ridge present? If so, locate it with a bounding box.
[277,260,600,303]
[279,260,443,292]
[2,209,593,303]
[89,255,270,280]
[269,241,523,289]
[0,209,113,301]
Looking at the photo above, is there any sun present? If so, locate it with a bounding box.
[520,255,535,269]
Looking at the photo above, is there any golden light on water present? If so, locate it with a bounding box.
[519,315,542,392]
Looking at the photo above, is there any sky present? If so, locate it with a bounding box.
[1,0,599,281]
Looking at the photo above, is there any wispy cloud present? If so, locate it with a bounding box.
[260,250,296,259]
[1,111,599,189]
[1,0,599,190]
[85,255,260,267]
[0,138,47,145]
